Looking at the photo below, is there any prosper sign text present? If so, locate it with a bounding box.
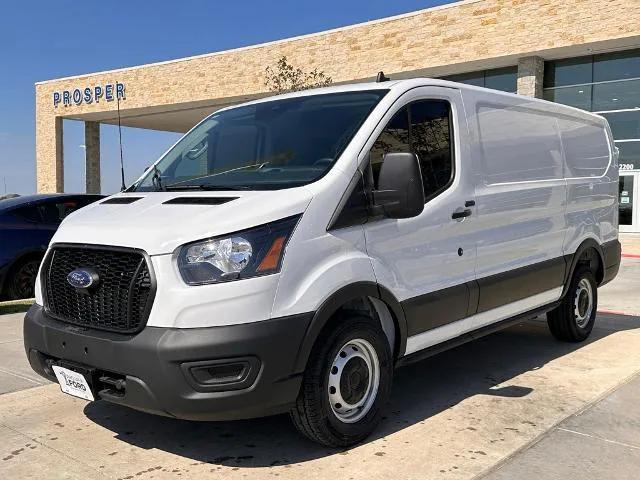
[53,83,125,108]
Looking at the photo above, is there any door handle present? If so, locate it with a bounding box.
[452,209,472,220]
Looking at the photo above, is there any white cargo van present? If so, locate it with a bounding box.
[25,78,620,447]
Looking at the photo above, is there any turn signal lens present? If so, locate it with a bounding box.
[257,236,286,272]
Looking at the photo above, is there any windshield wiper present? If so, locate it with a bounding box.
[165,162,271,189]
[163,184,252,191]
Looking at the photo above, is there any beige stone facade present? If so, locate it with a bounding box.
[35,0,640,193]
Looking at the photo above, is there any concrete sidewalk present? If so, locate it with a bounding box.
[620,233,640,257]
[483,373,640,479]
[0,313,48,395]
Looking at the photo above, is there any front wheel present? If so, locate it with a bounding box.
[547,266,597,342]
[290,316,393,447]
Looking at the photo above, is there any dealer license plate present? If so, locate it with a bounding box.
[52,365,95,401]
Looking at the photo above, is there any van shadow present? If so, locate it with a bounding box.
[83,313,639,468]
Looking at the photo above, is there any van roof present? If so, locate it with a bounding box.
[222,78,604,124]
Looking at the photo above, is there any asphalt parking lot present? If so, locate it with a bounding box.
[0,249,638,479]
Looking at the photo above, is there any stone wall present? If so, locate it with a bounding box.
[35,0,640,192]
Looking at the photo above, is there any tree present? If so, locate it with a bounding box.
[264,56,332,93]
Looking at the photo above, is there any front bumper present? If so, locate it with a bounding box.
[24,305,313,421]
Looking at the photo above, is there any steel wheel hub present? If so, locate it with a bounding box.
[574,278,593,328]
[328,338,380,424]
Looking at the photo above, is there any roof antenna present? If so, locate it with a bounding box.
[116,82,126,192]
[376,71,390,83]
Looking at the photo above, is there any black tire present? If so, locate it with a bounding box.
[7,258,41,300]
[547,266,597,342]
[290,315,393,447]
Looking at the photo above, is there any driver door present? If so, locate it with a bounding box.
[362,87,478,355]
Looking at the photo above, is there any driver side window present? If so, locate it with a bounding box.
[369,99,454,202]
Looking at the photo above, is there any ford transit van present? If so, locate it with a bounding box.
[24,78,620,447]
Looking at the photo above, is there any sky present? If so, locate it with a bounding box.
[0,0,454,195]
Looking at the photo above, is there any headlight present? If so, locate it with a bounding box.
[177,215,300,285]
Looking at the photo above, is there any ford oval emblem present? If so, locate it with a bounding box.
[66,269,99,289]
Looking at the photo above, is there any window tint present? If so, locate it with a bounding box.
[543,85,592,111]
[559,119,610,178]
[134,91,388,191]
[172,137,209,179]
[38,200,81,225]
[484,67,518,93]
[369,100,453,200]
[369,107,410,188]
[593,49,640,83]
[592,78,640,111]
[544,57,592,88]
[601,111,640,140]
[477,105,563,183]
[444,72,484,87]
[617,141,640,169]
[11,206,41,223]
[410,101,453,199]
[443,67,517,93]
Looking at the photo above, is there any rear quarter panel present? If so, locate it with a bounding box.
[562,116,618,254]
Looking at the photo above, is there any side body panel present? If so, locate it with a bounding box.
[463,90,568,311]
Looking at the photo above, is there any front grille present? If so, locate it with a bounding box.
[44,246,155,333]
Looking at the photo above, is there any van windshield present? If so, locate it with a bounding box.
[132,90,388,192]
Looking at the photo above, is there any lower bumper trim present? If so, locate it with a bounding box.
[24,305,313,421]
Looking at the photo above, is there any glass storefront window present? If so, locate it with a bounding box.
[444,72,484,87]
[618,141,640,170]
[619,175,634,225]
[544,57,592,88]
[592,79,640,111]
[484,67,518,92]
[443,67,517,92]
[594,49,640,83]
[543,85,592,111]
[601,111,640,140]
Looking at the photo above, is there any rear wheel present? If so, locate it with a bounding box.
[290,316,392,447]
[7,258,40,300]
[547,266,597,342]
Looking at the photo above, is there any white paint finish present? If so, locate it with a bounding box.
[559,118,611,179]
[466,91,568,278]
[562,116,619,250]
[146,254,281,328]
[404,287,563,355]
[271,225,376,318]
[270,165,378,317]
[50,188,313,256]
[474,179,568,278]
[363,86,478,302]
[476,104,564,183]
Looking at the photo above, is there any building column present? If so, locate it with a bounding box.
[84,122,101,194]
[517,56,545,98]
[36,116,64,193]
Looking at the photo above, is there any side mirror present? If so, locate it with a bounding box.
[373,152,425,219]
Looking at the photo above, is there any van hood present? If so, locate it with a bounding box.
[51,188,313,255]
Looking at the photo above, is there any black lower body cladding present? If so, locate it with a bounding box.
[602,239,621,285]
[24,305,313,421]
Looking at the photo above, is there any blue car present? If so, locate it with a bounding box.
[0,194,103,300]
